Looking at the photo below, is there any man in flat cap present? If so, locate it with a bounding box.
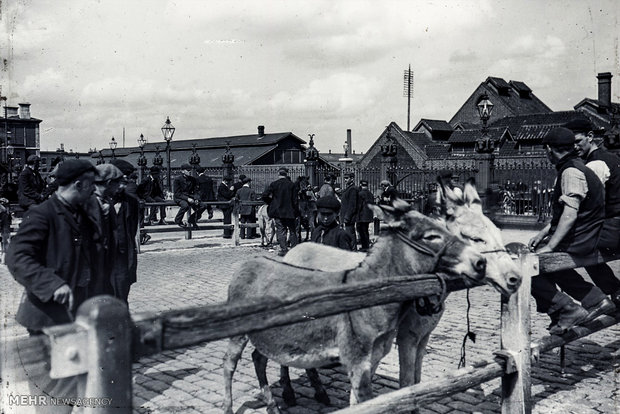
[318,174,336,198]
[566,118,620,306]
[17,154,46,210]
[528,127,614,334]
[265,166,298,256]
[356,179,375,252]
[173,163,204,229]
[311,195,353,250]
[236,176,257,239]
[138,165,167,225]
[85,164,124,298]
[7,159,99,412]
[217,175,235,238]
[340,171,358,250]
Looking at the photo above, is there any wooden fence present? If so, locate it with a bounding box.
[5,247,619,413]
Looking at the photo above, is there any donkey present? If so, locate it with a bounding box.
[279,180,522,406]
[257,204,276,246]
[222,204,487,414]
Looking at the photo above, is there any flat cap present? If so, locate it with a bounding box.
[110,159,136,175]
[95,164,124,183]
[180,163,192,170]
[242,177,252,183]
[55,159,97,186]
[238,174,247,181]
[438,169,453,179]
[380,179,391,186]
[542,127,575,147]
[27,155,40,164]
[563,118,594,133]
[316,195,341,212]
[278,166,289,174]
[360,179,368,186]
[223,175,233,181]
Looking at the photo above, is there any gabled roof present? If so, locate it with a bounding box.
[413,119,453,132]
[358,122,428,168]
[447,127,510,143]
[574,98,620,129]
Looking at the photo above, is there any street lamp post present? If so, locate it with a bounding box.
[137,133,148,183]
[109,136,118,160]
[161,116,175,192]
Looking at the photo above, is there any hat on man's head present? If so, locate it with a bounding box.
[95,164,124,183]
[150,166,161,174]
[242,177,252,183]
[238,174,247,181]
[542,127,575,147]
[278,166,288,175]
[563,118,594,134]
[55,159,97,186]
[438,169,453,180]
[223,175,233,182]
[380,179,391,186]
[316,195,341,213]
[110,159,136,175]
[180,163,192,171]
[26,155,40,164]
[360,179,368,186]
[344,172,354,179]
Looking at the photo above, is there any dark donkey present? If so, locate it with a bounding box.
[222,202,487,414]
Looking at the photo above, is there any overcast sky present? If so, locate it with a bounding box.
[1,0,618,154]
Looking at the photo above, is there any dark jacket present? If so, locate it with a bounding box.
[550,154,605,255]
[173,174,198,203]
[111,191,140,298]
[340,184,359,224]
[586,148,620,218]
[236,185,256,216]
[379,186,398,206]
[138,175,165,200]
[266,177,298,219]
[84,194,117,297]
[357,188,375,223]
[17,166,45,209]
[311,221,353,250]
[197,174,215,201]
[7,194,98,330]
[217,182,235,202]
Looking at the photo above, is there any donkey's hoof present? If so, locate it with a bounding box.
[314,390,330,406]
[282,388,297,407]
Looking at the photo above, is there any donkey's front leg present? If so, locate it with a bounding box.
[348,359,373,405]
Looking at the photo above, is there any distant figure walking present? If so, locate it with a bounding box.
[265,167,298,256]
[17,155,45,210]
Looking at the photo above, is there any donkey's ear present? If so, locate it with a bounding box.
[437,176,463,210]
[463,178,482,211]
[370,201,407,228]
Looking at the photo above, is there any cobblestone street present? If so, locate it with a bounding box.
[1,227,619,414]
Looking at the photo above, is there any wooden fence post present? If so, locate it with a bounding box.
[76,296,132,414]
[500,252,537,414]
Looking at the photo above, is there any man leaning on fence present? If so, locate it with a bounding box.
[528,127,617,335]
[6,159,99,413]
[174,164,204,230]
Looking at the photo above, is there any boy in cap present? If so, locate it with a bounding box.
[6,159,98,412]
[311,195,353,250]
[217,175,236,238]
[173,163,204,229]
[356,179,375,251]
[17,154,45,210]
[529,127,615,334]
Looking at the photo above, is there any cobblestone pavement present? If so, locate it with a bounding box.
[1,226,619,414]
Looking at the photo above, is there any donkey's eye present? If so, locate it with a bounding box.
[422,232,443,242]
[463,234,486,244]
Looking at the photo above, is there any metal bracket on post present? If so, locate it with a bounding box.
[43,323,89,379]
[494,350,518,375]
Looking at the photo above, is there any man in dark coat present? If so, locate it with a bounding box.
[266,167,298,256]
[340,171,359,250]
[173,164,204,229]
[110,159,141,303]
[139,166,167,225]
[528,127,615,334]
[379,179,398,206]
[356,179,375,252]
[6,159,98,412]
[311,195,353,250]
[196,166,215,220]
[17,154,46,210]
[236,177,257,239]
[217,175,235,238]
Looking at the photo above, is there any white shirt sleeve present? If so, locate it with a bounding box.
[585,160,610,185]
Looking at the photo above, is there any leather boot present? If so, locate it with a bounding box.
[548,301,588,335]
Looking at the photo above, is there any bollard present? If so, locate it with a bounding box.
[75,295,132,414]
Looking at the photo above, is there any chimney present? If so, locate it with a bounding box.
[347,129,352,156]
[18,103,31,119]
[6,106,18,118]
[597,72,612,109]
[257,125,265,137]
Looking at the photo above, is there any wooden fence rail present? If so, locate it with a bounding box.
[5,250,619,414]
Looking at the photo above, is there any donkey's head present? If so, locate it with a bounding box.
[436,177,522,296]
[370,200,487,284]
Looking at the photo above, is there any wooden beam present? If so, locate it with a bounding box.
[538,251,619,273]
